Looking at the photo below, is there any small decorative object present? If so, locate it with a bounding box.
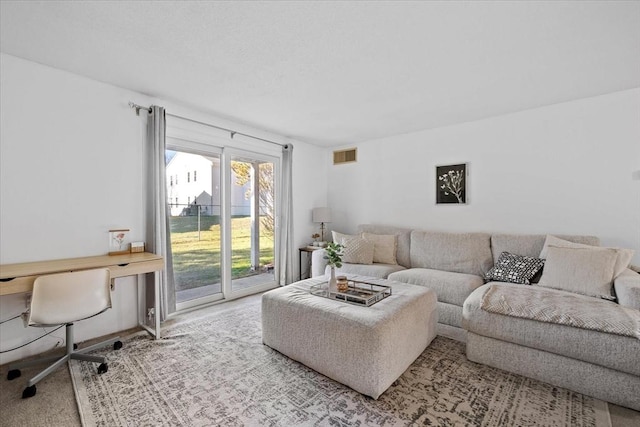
[108,229,130,255]
[436,163,467,204]
[337,276,349,292]
[311,233,321,243]
[130,241,145,253]
[324,242,344,292]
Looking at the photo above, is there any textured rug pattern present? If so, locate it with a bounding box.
[70,299,610,426]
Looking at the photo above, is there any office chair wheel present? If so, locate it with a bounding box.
[7,369,21,381]
[97,363,108,374]
[22,385,36,399]
[113,341,123,350]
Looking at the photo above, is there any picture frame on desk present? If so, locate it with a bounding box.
[108,229,130,255]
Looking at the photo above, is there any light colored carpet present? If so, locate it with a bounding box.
[69,296,613,427]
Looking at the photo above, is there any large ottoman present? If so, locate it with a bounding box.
[262,276,437,399]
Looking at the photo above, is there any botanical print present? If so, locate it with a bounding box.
[109,229,130,254]
[437,163,467,204]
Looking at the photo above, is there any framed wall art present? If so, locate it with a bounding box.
[109,229,130,255]
[436,163,467,204]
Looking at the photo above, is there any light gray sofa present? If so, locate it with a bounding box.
[311,224,640,410]
[311,224,601,341]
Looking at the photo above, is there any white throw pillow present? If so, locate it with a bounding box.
[341,235,374,265]
[362,233,398,264]
[332,230,360,244]
[539,235,633,279]
[537,245,617,298]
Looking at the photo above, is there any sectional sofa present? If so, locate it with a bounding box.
[310,224,640,410]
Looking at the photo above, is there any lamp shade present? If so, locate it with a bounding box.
[312,207,331,223]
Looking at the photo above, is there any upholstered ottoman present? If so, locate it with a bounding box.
[262,276,437,399]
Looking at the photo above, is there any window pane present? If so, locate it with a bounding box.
[166,150,222,303]
[230,158,275,291]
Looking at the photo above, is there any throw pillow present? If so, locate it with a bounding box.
[332,230,360,245]
[539,235,633,279]
[537,245,617,298]
[362,233,398,264]
[341,235,375,265]
[484,252,545,285]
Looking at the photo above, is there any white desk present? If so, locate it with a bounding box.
[0,252,164,339]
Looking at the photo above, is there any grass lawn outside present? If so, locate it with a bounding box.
[169,215,274,291]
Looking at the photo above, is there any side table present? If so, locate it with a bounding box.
[299,246,322,280]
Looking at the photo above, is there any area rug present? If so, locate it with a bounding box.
[70,298,611,426]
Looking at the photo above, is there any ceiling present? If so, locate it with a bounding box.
[1,1,639,147]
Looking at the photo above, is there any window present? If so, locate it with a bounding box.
[170,176,173,186]
[194,170,197,182]
[187,172,191,183]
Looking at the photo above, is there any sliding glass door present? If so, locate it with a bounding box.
[166,142,279,311]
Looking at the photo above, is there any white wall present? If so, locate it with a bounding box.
[0,53,328,363]
[328,89,640,264]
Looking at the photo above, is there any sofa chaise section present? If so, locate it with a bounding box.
[463,280,640,411]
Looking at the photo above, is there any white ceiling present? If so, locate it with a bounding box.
[1,1,639,147]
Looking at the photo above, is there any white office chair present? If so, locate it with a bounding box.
[6,268,122,398]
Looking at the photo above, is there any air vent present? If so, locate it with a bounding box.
[333,148,357,165]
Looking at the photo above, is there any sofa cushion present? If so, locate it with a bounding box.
[490,234,600,263]
[410,231,492,276]
[615,269,640,310]
[463,283,640,376]
[437,301,464,328]
[388,268,484,306]
[332,230,359,244]
[484,252,545,285]
[358,225,412,268]
[327,263,406,279]
[540,235,633,279]
[340,235,374,265]
[362,232,397,265]
[537,246,617,298]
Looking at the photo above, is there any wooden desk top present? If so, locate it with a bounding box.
[0,252,164,296]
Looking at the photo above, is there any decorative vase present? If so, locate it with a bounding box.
[329,266,337,293]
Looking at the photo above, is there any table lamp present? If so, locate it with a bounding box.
[312,207,331,243]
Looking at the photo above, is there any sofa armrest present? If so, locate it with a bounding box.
[311,249,328,278]
[614,268,640,310]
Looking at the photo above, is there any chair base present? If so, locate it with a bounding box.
[7,323,122,398]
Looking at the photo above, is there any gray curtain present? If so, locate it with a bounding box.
[145,105,175,320]
[279,144,295,285]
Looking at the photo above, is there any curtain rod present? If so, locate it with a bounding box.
[128,101,287,148]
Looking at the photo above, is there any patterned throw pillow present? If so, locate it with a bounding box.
[341,235,375,265]
[484,252,545,285]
